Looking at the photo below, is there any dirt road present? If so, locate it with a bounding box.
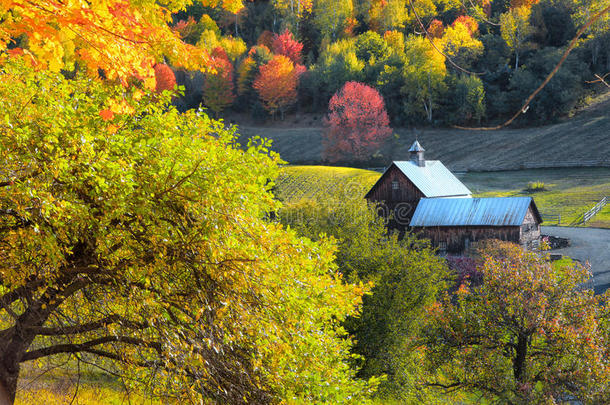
[542,226,610,294]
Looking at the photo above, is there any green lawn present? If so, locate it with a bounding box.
[275,166,610,228]
[459,168,610,227]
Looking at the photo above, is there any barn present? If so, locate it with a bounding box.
[364,140,472,229]
[364,140,543,254]
[410,197,542,253]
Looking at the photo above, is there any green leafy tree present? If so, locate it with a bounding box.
[446,74,486,124]
[0,60,376,404]
[423,241,610,404]
[312,38,365,101]
[279,192,450,400]
[401,35,447,123]
[313,0,354,40]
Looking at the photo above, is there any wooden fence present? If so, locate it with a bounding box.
[579,196,608,225]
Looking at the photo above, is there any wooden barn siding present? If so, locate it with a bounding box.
[368,165,423,208]
[366,165,424,231]
[413,226,521,254]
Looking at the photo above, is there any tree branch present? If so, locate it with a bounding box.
[455,4,610,130]
[21,335,162,362]
[25,315,148,336]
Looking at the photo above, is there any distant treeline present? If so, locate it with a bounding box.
[168,0,609,126]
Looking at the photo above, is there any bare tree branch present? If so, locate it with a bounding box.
[586,72,610,87]
[25,315,148,336]
[455,4,610,130]
[21,335,162,361]
[407,0,485,76]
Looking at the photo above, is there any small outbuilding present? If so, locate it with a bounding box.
[410,196,542,254]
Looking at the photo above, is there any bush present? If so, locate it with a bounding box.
[526,180,546,192]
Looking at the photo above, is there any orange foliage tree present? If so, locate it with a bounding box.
[203,48,235,115]
[510,0,539,8]
[323,82,392,163]
[154,63,177,93]
[0,0,243,88]
[452,15,479,35]
[428,19,445,38]
[253,55,298,119]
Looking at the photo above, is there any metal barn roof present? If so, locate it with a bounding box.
[410,197,539,227]
[408,140,425,152]
[393,160,472,198]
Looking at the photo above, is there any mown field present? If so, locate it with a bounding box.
[275,166,610,228]
[240,92,610,170]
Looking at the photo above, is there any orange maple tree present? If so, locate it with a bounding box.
[154,63,177,93]
[203,47,235,115]
[253,55,298,119]
[0,0,243,87]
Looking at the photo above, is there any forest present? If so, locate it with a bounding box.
[0,0,609,404]
[164,0,610,127]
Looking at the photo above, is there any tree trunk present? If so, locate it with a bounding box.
[513,333,528,382]
[0,362,19,404]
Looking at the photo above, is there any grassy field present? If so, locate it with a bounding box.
[239,92,610,171]
[15,368,171,405]
[275,166,610,228]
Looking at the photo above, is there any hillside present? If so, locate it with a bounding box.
[240,92,610,171]
[275,166,610,228]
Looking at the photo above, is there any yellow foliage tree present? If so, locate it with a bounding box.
[0,0,243,87]
[500,6,534,69]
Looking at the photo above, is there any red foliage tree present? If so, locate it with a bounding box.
[428,19,445,38]
[203,47,235,116]
[271,29,304,64]
[253,55,298,119]
[323,82,393,163]
[154,63,177,93]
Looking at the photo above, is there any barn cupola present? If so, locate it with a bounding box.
[409,140,426,167]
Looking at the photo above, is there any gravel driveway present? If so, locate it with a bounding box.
[542,226,610,294]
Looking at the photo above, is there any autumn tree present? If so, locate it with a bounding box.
[313,0,354,40]
[203,48,235,115]
[279,189,451,400]
[428,19,445,38]
[423,241,610,403]
[0,0,244,87]
[272,29,304,64]
[323,82,393,162]
[363,0,409,32]
[154,63,177,93]
[271,0,313,30]
[253,55,299,119]
[401,35,447,123]
[0,59,377,405]
[500,6,535,69]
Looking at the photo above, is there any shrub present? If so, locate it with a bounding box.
[526,180,546,192]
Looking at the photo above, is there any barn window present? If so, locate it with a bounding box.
[438,241,447,253]
[392,180,399,190]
